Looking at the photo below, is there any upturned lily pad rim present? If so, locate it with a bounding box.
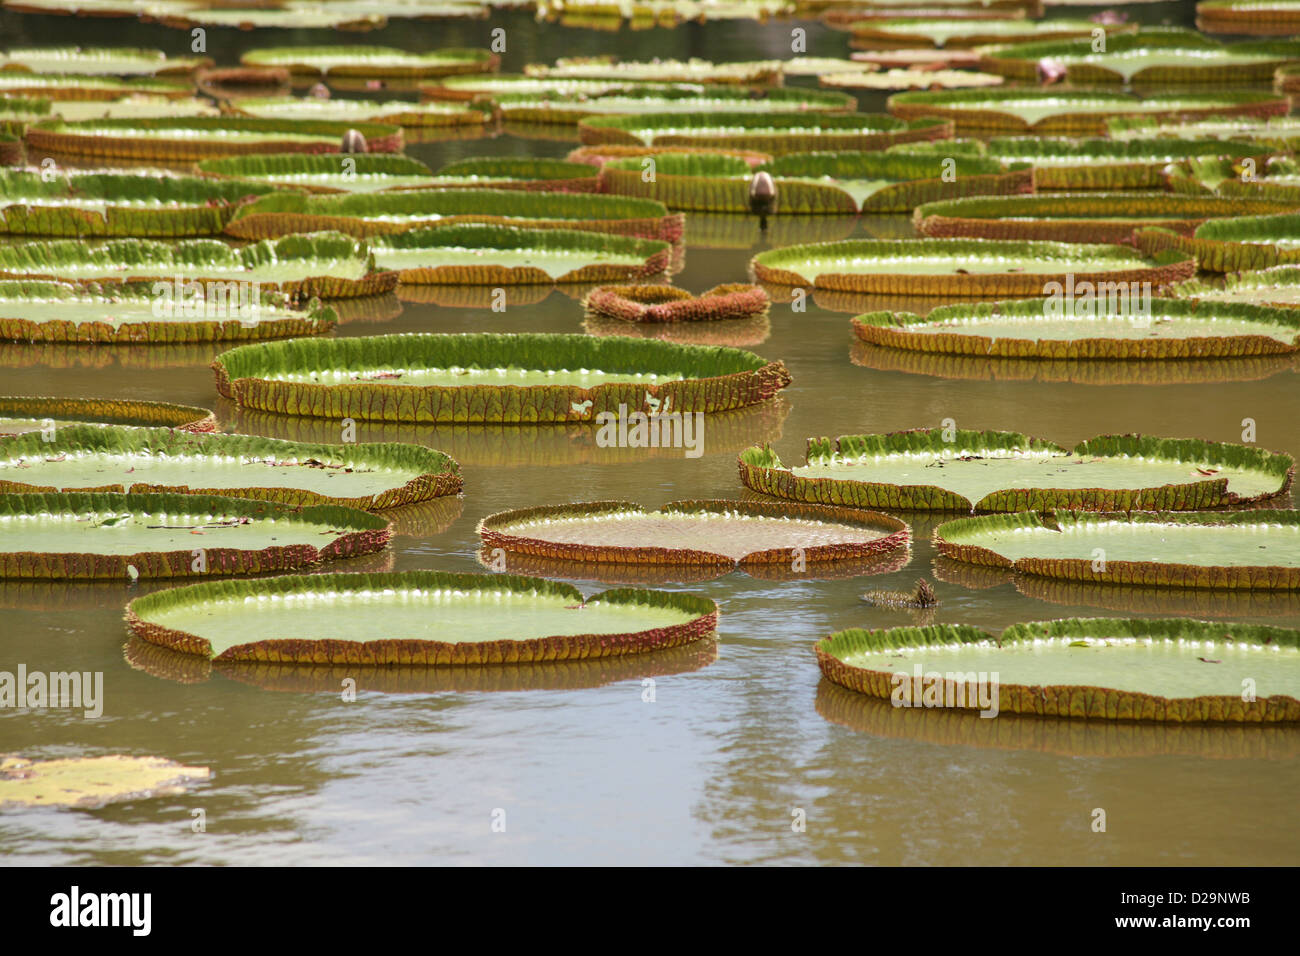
[211,332,793,423]
[816,616,1300,723]
[1172,264,1300,306]
[933,509,1300,590]
[738,428,1294,513]
[238,46,500,77]
[850,295,1300,358]
[0,490,390,580]
[0,424,462,511]
[0,395,215,433]
[477,498,911,568]
[124,569,720,664]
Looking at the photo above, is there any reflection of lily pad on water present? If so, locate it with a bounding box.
[212,332,792,423]
[0,491,390,580]
[0,233,397,299]
[1012,569,1300,620]
[25,116,405,162]
[367,225,670,284]
[913,193,1299,245]
[0,280,336,343]
[934,509,1300,589]
[0,395,215,435]
[0,425,461,511]
[851,296,1300,358]
[751,238,1195,296]
[224,189,683,242]
[817,617,1300,722]
[123,631,719,693]
[739,428,1293,512]
[888,89,1288,134]
[815,681,1300,758]
[1137,213,1300,272]
[578,112,953,155]
[126,569,719,663]
[0,754,209,810]
[478,498,910,577]
[239,46,499,79]
[599,150,1031,214]
[0,169,277,237]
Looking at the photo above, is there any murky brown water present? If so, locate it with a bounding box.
[2,6,1298,866]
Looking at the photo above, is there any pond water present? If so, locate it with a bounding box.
[1,4,1299,866]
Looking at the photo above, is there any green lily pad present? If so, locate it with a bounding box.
[367,224,670,284]
[478,498,910,576]
[889,89,1289,133]
[1136,212,1300,272]
[1173,264,1300,308]
[852,295,1300,358]
[488,86,856,123]
[934,509,1300,590]
[224,189,682,242]
[579,111,952,155]
[524,57,783,84]
[1198,0,1300,36]
[224,96,486,128]
[25,116,404,162]
[0,395,215,436]
[599,150,1031,213]
[984,136,1271,189]
[197,153,438,194]
[819,67,1005,90]
[979,30,1300,84]
[0,72,192,100]
[0,279,335,343]
[0,47,211,76]
[0,169,277,238]
[0,491,390,580]
[211,332,792,423]
[420,74,690,102]
[1107,114,1300,150]
[739,428,1293,512]
[0,232,396,299]
[850,16,1116,48]
[125,569,718,663]
[816,618,1300,723]
[0,424,462,511]
[751,237,1196,296]
[240,46,498,78]
[0,754,209,810]
[913,193,1299,244]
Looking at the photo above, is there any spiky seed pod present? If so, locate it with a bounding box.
[341,129,368,153]
[1036,58,1067,84]
[914,579,938,608]
[749,171,777,217]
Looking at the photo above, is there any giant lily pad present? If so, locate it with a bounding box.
[197,153,438,194]
[984,136,1271,190]
[888,89,1289,134]
[0,169,277,237]
[224,96,486,129]
[913,193,1299,244]
[740,428,1293,512]
[599,150,1031,213]
[524,58,782,85]
[978,30,1300,84]
[211,332,792,423]
[40,95,219,122]
[0,395,215,436]
[934,509,1300,589]
[852,296,1300,358]
[487,86,856,124]
[0,72,192,100]
[0,491,390,580]
[584,283,769,323]
[1136,213,1300,272]
[223,189,683,242]
[816,618,1300,723]
[751,238,1195,296]
[1107,114,1300,150]
[577,111,952,155]
[411,157,600,192]
[0,425,462,510]
[367,225,669,284]
[25,116,404,162]
[420,74,687,102]
[125,569,718,663]
[478,499,910,575]
[0,754,209,810]
[0,279,335,343]
[1198,0,1300,35]
[0,47,211,76]
[818,67,1005,90]
[1173,264,1300,308]
[1164,155,1300,201]
[239,46,498,79]
[0,233,397,299]
[850,16,1118,48]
